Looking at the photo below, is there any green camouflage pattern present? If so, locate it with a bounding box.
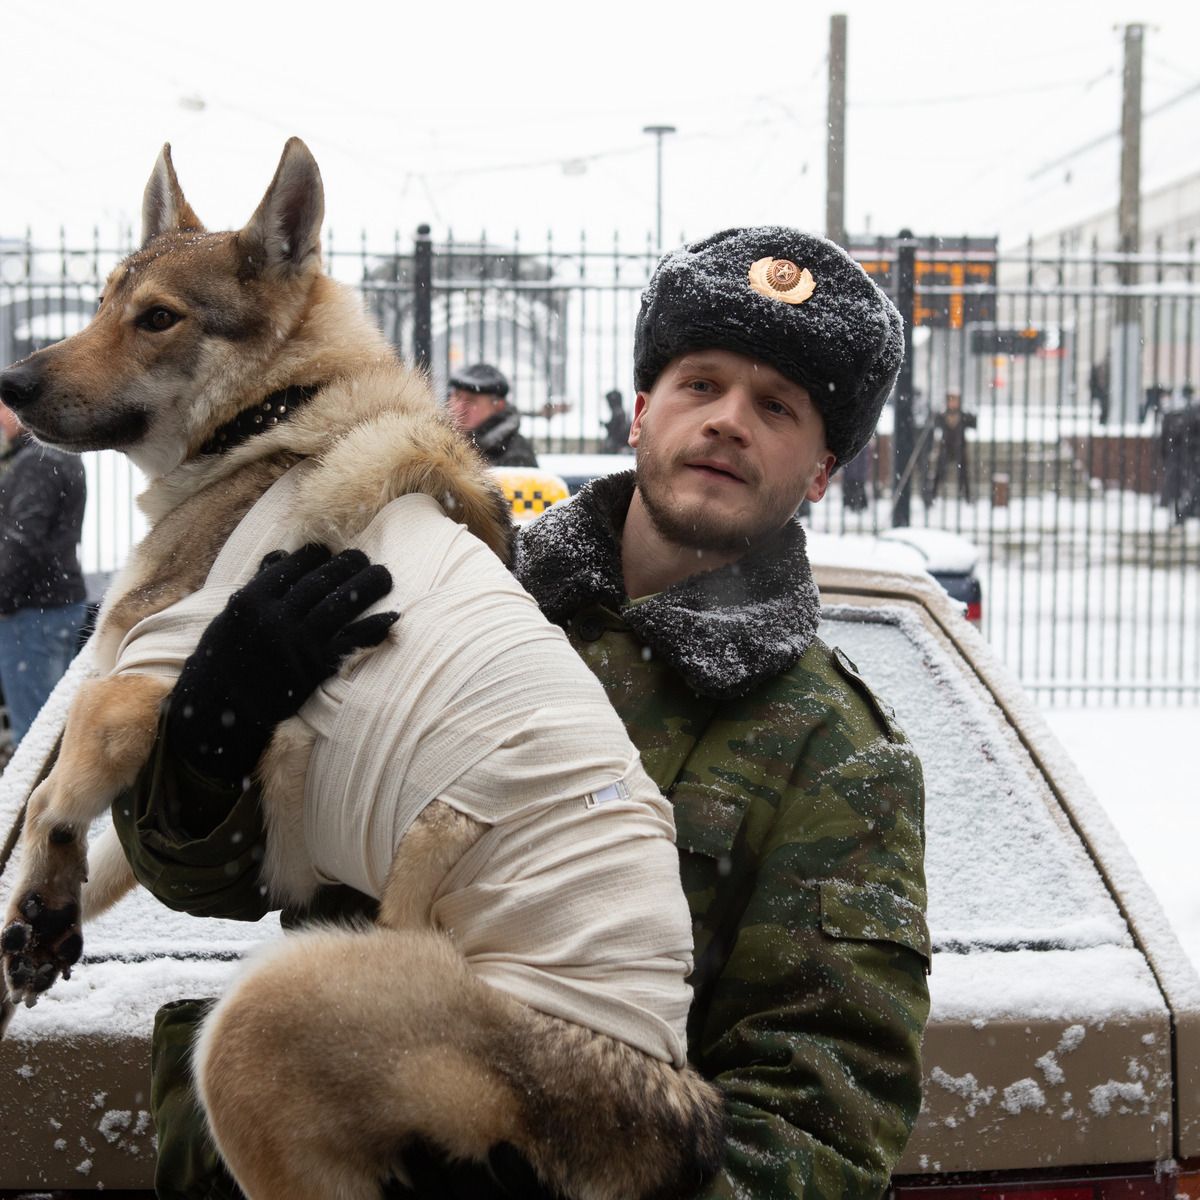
[565,604,929,1200]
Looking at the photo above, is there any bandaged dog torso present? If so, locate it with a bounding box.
[112,462,693,1066]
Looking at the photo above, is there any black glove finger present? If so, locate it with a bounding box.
[325,611,399,662]
[391,1139,516,1200]
[488,1143,560,1197]
[302,563,394,640]
[257,549,290,572]
[241,543,334,603]
[276,548,374,619]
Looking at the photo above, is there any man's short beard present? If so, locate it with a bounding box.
[634,427,798,556]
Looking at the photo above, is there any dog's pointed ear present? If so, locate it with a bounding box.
[141,144,206,247]
[237,137,324,278]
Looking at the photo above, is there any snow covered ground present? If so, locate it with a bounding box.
[1042,704,1200,973]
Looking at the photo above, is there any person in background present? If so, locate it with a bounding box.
[841,441,872,511]
[0,401,87,746]
[1089,358,1111,426]
[113,226,929,1200]
[928,389,977,503]
[446,362,539,467]
[601,387,633,453]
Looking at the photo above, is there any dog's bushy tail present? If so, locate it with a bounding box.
[196,926,723,1200]
[500,1007,726,1200]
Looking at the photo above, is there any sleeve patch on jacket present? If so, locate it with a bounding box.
[819,879,932,971]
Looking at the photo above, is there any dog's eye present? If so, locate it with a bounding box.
[138,306,181,332]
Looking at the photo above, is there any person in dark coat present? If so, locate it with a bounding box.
[0,401,87,744]
[928,390,977,503]
[447,362,539,467]
[601,388,633,453]
[1089,359,1111,426]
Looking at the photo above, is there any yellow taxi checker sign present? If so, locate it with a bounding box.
[748,257,816,305]
[491,467,571,523]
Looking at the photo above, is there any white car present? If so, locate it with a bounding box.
[1,563,1195,1196]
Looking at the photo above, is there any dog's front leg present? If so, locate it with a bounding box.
[1,672,169,1014]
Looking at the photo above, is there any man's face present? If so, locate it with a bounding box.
[630,350,835,554]
[447,388,505,432]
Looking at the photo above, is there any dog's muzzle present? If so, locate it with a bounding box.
[0,362,43,416]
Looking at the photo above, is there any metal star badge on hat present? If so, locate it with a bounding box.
[747,257,816,305]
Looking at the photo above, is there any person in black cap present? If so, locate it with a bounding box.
[112,227,927,1200]
[446,362,539,467]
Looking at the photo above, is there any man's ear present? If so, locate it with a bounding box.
[628,392,650,448]
[805,451,837,503]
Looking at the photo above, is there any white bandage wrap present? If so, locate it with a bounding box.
[113,463,693,1065]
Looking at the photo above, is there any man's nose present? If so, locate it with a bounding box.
[701,387,752,441]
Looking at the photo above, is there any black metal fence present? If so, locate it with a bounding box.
[1,228,1197,704]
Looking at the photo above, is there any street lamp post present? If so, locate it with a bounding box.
[642,124,677,253]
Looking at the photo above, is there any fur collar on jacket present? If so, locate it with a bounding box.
[472,408,522,454]
[515,470,821,698]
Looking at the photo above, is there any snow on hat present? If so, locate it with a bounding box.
[448,362,510,398]
[633,226,904,467]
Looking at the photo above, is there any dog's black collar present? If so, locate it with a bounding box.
[199,383,323,457]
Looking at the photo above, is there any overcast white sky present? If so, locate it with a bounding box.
[1,0,1198,249]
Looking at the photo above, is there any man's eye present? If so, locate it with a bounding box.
[764,399,789,415]
[138,306,181,332]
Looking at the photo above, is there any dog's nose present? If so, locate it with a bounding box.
[0,363,42,414]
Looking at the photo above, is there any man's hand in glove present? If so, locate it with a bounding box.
[167,544,397,786]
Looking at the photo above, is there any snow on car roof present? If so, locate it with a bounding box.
[807,531,928,577]
[538,452,632,483]
[878,527,980,575]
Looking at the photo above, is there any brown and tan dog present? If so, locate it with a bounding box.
[0,139,722,1200]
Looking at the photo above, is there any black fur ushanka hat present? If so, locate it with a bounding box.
[633,226,904,467]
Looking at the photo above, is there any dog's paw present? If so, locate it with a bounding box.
[1,891,83,1009]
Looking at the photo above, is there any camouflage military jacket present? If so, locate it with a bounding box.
[516,472,930,1200]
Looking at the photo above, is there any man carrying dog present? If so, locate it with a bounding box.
[114,226,929,1200]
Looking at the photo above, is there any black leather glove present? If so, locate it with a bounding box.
[167,543,397,787]
[387,1140,560,1200]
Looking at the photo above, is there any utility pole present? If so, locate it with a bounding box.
[1113,23,1144,423]
[1118,23,1143,266]
[826,14,847,246]
[643,125,677,254]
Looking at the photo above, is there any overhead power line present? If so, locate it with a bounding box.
[851,74,1109,110]
[1028,78,1200,181]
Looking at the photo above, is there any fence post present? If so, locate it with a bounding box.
[412,223,432,372]
[891,228,917,527]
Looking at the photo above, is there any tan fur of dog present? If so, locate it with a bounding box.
[0,140,723,1199]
